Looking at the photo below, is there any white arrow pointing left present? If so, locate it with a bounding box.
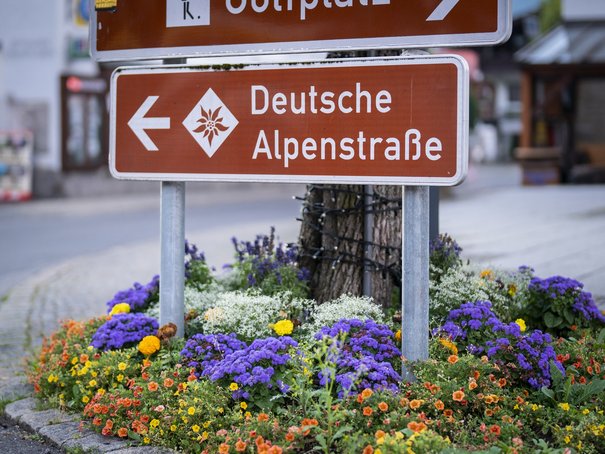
[128,96,171,151]
[427,0,461,21]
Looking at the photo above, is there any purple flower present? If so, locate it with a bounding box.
[105,275,159,313]
[315,319,401,397]
[91,313,159,351]
[180,333,246,378]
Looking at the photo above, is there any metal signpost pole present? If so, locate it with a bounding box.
[160,180,185,337]
[401,186,430,380]
[159,60,186,338]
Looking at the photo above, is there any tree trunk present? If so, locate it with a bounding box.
[298,185,401,307]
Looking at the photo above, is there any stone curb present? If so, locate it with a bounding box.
[1,379,175,453]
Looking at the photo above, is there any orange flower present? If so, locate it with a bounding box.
[452,390,465,402]
[105,419,114,429]
[141,372,150,381]
[163,378,174,388]
[300,418,318,436]
[218,443,230,454]
[469,381,478,390]
[498,378,507,388]
[434,400,445,411]
[92,417,102,426]
[473,370,480,380]
[80,354,89,363]
[443,409,453,417]
[117,427,128,438]
[378,402,389,412]
[375,430,386,439]
[300,418,318,427]
[147,382,159,392]
[363,406,373,416]
[448,355,459,364]
[361,388,374,400]
[285,433,295,442]
[235,439,247,452]
[356,394,364,404]
[484,395,495,404]
[516,396,525,404]
[485,409,494,417]
[258,413,270,422]
[400,398,410,408]
[407,421,427,433]
[409,399,423,410]
[362,446,374,454]
[489,424,501,436]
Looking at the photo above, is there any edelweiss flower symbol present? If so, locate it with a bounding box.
[192,106,229,145]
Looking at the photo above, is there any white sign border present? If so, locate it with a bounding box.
[109,55,469,187]
[92,0,511,62]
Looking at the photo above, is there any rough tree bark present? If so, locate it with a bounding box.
[298,185,402,307]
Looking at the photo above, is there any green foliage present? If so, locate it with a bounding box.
[540,0,561,32]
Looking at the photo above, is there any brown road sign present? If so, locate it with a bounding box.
[92,0,511,61]
[110,56,469,185]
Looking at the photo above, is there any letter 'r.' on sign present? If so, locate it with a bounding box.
[109,56,469,186]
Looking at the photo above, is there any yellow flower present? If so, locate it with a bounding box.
[515,319,527,332]
[88,379,97,388]
[170,425,177,432]
[192,425,200,433]
[143,437,150,444]
[480,269,494,279]
[508,284,517,297]
[138,335,161,356]
[559,403,570,412]
[150,419,160,428]
[439,338,458,355]
[582,408,590,415]
[109,303,131,316]
[272,319,294,336]
[394,330,402,341]
[229,382,239,391]
[82,396,90,404]
[240,402,248,410]
[118,362,127,371]
[188,406,196,416]
[564,436,572,444]
[117,374,124,382]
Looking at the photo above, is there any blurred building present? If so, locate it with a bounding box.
[516,0,605,183]
[0,0,107,198]
[462,0,542,163]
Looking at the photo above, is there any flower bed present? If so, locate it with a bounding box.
[27,231,605,453]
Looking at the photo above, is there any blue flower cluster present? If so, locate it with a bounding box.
[180,333,246,379]
[315,319,401,397]
[181,334,298,401]
[437,301,564,389]
[231,226,309,288]
[529,275,605,325]
[91,313,159,351]
[105,275,159,314]
[437,301,501,351]
[430,233,463,273]
[486,329,563,389]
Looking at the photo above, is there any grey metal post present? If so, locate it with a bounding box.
[160,181,185,337]
[401,185,430,380]
[159,57,187,338]
[362,185,374,297]
[429,186,439,244]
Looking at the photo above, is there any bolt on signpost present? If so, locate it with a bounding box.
[95,0,511,372]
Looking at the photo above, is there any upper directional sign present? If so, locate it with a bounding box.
[91,0,512,62]
[110,56,469,185]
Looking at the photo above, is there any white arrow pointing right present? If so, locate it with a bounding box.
[427,0,461,21]
[128,95,171,151]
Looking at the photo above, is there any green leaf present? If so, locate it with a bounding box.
[597,328,605,344]
[563,307,576,325]
[540,386,554,400]
[544,312,563,328]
